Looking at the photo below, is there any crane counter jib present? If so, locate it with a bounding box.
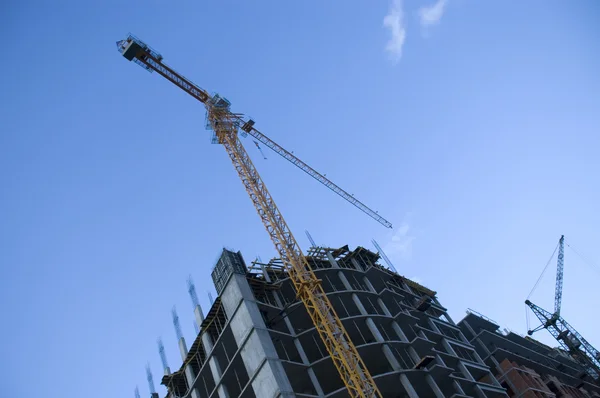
[116,34,392,230]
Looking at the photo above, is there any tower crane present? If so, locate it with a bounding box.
[117,34,386,397]
[526,235,600,382]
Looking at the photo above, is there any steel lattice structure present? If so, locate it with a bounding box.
[117,34,383,397]
[116,34,391,230]
[526,300,600,381]
[526,235,600,382]
[554,235,565,315]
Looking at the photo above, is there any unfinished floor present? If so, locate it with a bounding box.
[457,310,600,398]
[160,245,513,398]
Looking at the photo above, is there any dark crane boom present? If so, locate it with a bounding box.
[526,235,600,382]
[554,235,565,315]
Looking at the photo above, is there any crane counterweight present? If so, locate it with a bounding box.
[119,39,142,61]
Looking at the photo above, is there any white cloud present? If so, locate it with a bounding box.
[419,0,448,27]
[383,0,406,63]
[384,220,415,261]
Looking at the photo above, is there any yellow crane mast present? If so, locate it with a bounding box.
[117,34,387,397]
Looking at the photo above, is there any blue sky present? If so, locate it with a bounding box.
[1,1,599,396]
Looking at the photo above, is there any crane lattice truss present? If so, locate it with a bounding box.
[117,36,391,230]
[117,34,384,397]
[554,235,565,315]
[526,300,600,380]
[526,235,600,382]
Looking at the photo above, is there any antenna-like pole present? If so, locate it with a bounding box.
[172,306,188,360]
[187,276,199,307]
[146,363,156,394]
[187,275,204,330]
[172,306,183,341]
[157,337,170,375]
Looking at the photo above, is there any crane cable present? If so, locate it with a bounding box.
[565,240,600,275]
[525,238,600,331]
[527,241,560,300]
[525,241,558,331]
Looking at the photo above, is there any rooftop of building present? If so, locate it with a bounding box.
[161,244,437,394]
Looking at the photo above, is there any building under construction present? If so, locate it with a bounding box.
[115,34,599,398]
[148,244,600,398]
[459,310,600,397]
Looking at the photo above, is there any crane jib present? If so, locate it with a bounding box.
[117,33,387,397]
[244,126,393,229]
[118,34,392,229]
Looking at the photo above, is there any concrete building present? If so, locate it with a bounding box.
[159,245,509,397]
[457,310,600,397]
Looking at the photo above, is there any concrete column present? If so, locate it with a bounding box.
[473,349,486,366]
[474,385,488,398]
[350,257,362,271]
[212,359,229,398]
[489,353,501,369]
[401,281,414,295]
[326,251,339,268]
[352,294,367,315]
[428,319,441,334]
[458,362,474,381]
[306,369,325,397]
[220,274,294,397]
[363,276,376,293]
[201,332,229,397]
[475,337,492,357]
[377,298,392,316]
[426,374,445,398]
[399,373,419,398]
[273,291,285,309]
[189,388,201,398]
[338,271,353,291]
[260,263,272,283]
[179,338,189,361]
[407,346,421,364]
[366,318,384,342]
[391,321,408,342]
[435,354,447,368]
[208,355,227,396]
[194,305,205,329]
[182,360,196,394]
[287,339,326,398]
[201,332,214,353]
[487,369,502,387]
[453,380,466,395]
[178,336,198,396]
[282,336,324,395]
[383,345,401,371]
[216,384,230,398]
[461,319,478,341]
[273,292,325,396]
[441,339,456,357]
